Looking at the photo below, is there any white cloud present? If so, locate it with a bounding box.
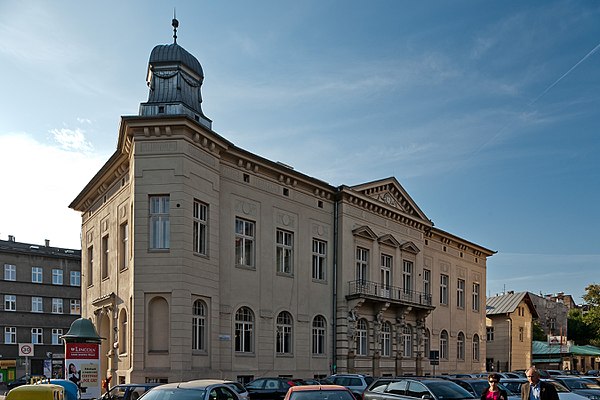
[0,132,108,248]
[51,128,94,152]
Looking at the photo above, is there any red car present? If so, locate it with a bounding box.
[284,384,356,400]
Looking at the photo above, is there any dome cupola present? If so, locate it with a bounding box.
[139,17,212,129]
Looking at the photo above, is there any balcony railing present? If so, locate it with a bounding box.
[348,279,433,307]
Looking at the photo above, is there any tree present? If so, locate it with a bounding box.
[568,308,590,345]
[582,284,600,346]
[532,319,547,341]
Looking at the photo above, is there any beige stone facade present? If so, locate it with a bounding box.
[486,291,538,372]
[69,38,494,383]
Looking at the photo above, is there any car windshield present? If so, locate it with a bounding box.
[563,380,599,390]
[140,387,206,400]
[546,382,570,393]
[290,390,355,400]
[427,382,475,399]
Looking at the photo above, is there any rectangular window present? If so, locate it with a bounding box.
[235,218,255,267]
[4,264,16,281]
[356,247,369,283]
[52,329,63,345]
[311,239,327,281]
[486,327,494,341]
[119,222,129,270]
[31,328,43,344]
[423,269,431,296]
[472,282,480,312]
[70,300,81,315]
[52,269,63,285]
[87,246,94,286]
[403,260,413,294]
[4,295,16,311]
[5,327,17,344]
[70,271,81,287]
[101,235,109,279]
[150,195,170,249]
[32,266,43,283]
[457,279,465,309]
[32,297,43,312]
[380,254,392,296]
[440,274,448,305]
[52,298,63,314]
[276,229,293,274]
[193,201,208,255]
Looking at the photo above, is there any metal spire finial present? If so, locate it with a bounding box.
[172,9,179,44]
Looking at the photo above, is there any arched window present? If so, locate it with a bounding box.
[424,328,431,359]
[356,319,368,356]
[381,322,391,357]
[276,311,293,354]
[403,325,413,357]
[457,331,465,360]
[118,308,128,355]
[312,315,326,355]
[472,334,480,361]
[192,300,206,351]
[148,297,169,352]
[440,329,448,360]
[235,307,254,353]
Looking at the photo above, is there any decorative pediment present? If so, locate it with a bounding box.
[400,241,420,254]
[378,234,401,248]
[352,225,377,241]
[349,177,429,221]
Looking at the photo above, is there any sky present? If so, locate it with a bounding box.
[0,1,598,304]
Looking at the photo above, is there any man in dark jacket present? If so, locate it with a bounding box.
[522,367,559,400]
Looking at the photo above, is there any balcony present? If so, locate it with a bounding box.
[347,280,434,309]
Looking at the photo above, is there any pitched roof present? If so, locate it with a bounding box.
[486,291,539,318]
[532,341,600,356]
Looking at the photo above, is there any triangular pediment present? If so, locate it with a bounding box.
[378,234,401,248]
[400,241,420,254]
[352,225,377,241]
[349,177,430,222]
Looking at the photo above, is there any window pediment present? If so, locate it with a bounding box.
[400,241,420,254]
[378,234,401,248]
[352,225,377,241]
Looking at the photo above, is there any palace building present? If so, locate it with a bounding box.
[69,21,494,384]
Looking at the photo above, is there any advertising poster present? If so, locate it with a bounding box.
[65,342,100,399]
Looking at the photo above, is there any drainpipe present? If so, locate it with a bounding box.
[332,196,340,374]
[507,315,512,371]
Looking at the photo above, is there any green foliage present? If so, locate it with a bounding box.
[532,319,547,341]
[568,308,590,345]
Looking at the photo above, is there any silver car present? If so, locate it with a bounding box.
[140,379,241,400]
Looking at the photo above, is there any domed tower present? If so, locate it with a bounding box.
[139,17,212,129]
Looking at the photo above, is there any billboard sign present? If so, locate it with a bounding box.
[65,342,100,399]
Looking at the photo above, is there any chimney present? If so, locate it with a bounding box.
[8,235,15,242]
[45,239,50,247]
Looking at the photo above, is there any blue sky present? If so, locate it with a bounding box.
[0,1,598,303]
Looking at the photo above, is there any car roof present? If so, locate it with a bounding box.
[289,385,350,392]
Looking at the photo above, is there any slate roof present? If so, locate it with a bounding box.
[486,291,539,318]
[0,239,81,258]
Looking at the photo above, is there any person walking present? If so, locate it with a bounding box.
[522,367,559,400]
[481,373,508,400]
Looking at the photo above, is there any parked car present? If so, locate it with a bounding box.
[245,377,300,400]
[221,380,250,400]
[36,379,80,400]
[327,374,374,400]
[6,375,47,390]
[500,378,591,400]
[283,384,356,400]
[6,383,64,400]
[139,379,241,400]
[550,376,600,400]
[362,377,475,400]
[98,382,162,400]
[446,378,518,400]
